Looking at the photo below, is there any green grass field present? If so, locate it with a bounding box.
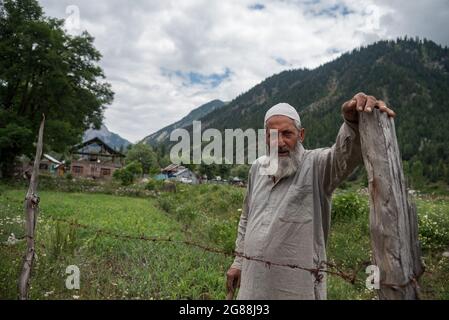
[0,182,448,300]
[0,188,232,300]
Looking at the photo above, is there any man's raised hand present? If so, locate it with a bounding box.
[342,92,396,123]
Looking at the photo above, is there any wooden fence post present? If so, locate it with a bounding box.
[18,114,45,300]
[359,109,424,300]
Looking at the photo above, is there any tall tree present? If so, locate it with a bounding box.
[126,143,159,175]
[0,0,114,176]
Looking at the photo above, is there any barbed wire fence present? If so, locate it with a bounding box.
[1,189,426,299]
[13,212,423,296]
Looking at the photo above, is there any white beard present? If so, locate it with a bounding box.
[272,141,302,180]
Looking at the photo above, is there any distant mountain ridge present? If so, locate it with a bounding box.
[142,99,226,146]
[145,38,449,183]
[83,124,132,151]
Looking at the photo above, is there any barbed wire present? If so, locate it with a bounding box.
[31,215,423,290]
[0,191,423,292]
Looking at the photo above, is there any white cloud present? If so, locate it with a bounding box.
[38,0,449,142]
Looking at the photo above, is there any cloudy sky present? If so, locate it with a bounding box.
[39,0,449,142]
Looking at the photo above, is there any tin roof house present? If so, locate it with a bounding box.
[158,164,199,184]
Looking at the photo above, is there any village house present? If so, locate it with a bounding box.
[39,154,65,177]
[15,153,65,179]
[158,164,199,184]
[70,137,124,179]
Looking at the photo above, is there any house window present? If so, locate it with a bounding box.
[72,166,83,174]
[101,168,111,176]
[39,163,49,170]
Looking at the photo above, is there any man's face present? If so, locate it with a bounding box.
[266,115,305,157]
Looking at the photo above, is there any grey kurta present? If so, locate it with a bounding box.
[231,120,362,300]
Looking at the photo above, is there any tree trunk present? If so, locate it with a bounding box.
[18,115,45,300]
[359,110,424,300]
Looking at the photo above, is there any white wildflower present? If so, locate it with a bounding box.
[44,290,54,297]
[5,233,22,246]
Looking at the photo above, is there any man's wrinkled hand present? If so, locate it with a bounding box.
[226,267,241,299]
[342,92,396,123]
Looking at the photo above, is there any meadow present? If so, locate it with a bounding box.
[0,179,448,300]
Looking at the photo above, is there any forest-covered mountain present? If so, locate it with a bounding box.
[142,99,226,146]
[151,38,449,185]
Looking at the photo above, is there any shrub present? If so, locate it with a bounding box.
[113,161,143,186]
[158,196,174,213]
[418,202,449,250]
[175,205,198,225]
[207,218,238,253]
[113,169,134,186]
[125,161,143,176]
[145,180,164,191]
[331,192,369,222]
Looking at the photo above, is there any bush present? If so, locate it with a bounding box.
[113,161,143,186]
[207,218,238,253]
[174,205,198,225]
[418,201,449,250]
[158,195,174,213]
[331,192,369,222]
[125,161,143,176]
[145,180,164,191]
[113,169,134,186]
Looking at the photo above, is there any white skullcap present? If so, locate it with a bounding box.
[264,103,301,127]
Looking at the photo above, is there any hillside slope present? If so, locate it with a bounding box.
[154,38,449,183]
[142,99,226,146]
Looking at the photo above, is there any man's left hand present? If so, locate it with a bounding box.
[342,92,396,123]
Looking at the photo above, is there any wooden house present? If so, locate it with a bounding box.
[70,137,125,179]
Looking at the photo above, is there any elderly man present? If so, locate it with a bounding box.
[226,92,396,300]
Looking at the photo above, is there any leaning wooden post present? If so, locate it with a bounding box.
[359,109,424,300]
[18,114,45,300]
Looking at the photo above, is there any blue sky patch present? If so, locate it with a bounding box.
[275,57,288,66]
[306,3,355,18]
[248,3,266,11]
[164,68,232,88]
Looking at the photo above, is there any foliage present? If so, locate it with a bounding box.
[0,0,113,176]
[113,161,143,186]
[331,191,369,222]
[49,220,78,261]
[113,169,134,186]
[125,143,159,175]
[416,198,449,250]
[230,164,250,181]
[152,144,171,169]
[197,162,233,180]
[145,179,164,192]
[411,160,425,189]
[156,183,243,246]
